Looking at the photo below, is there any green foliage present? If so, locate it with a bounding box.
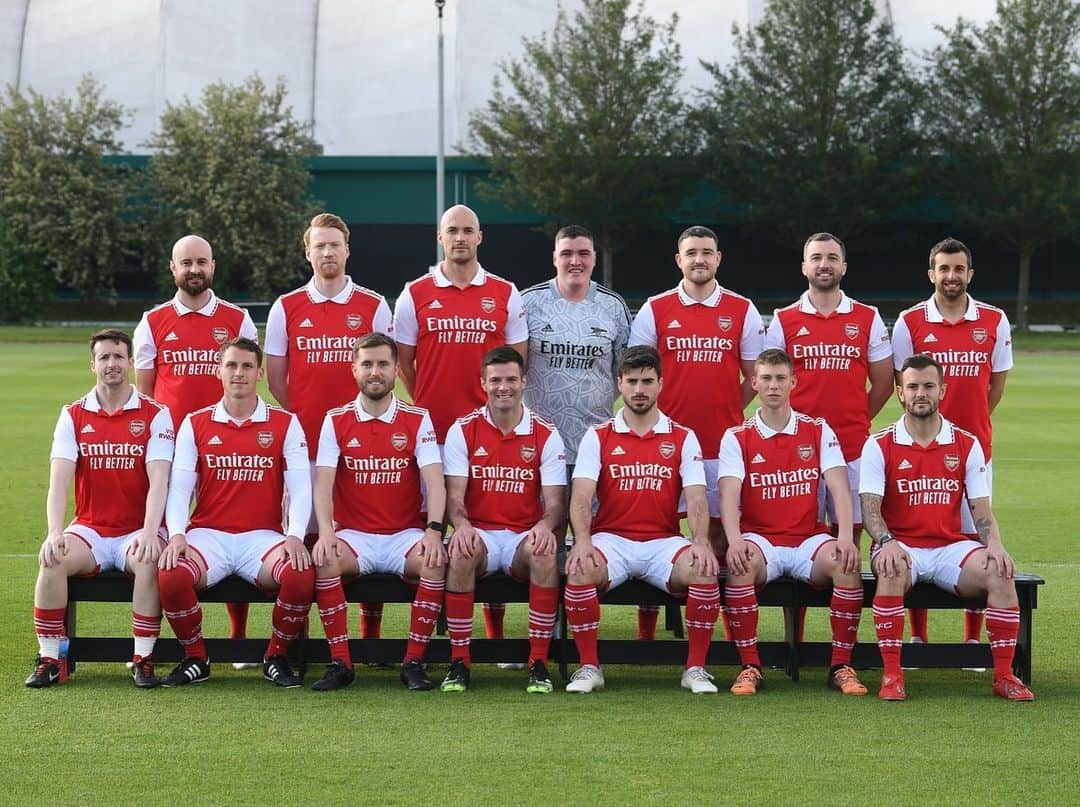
[699,0,923,245]
[144,75,322,299]
[0,76,131,303]
[924,0,1080,329]
[0,219,50,322]
[469,0,697,288]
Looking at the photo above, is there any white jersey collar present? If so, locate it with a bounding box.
[613,408,673,435]
[306,277,354,304]
[432,263,487,288]
[81,386,141,414]
[212,395,270,425]
[171,290,219,317]
[893,415,956,446]
[925,294,979,323]
[798,290,854,315]
[353,392,400,423]
[676,281,723,308]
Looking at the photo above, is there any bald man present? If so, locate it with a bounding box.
[393,205,530,650]
[135,234,259,655]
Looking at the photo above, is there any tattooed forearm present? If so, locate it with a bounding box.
[860,493,889,540]
[975,516,993,545]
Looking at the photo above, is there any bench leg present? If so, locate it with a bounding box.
[1014,607,1033,685]
[783,604,799,682]
[665,603,684,639]
[64,600,78,675]
[558,604,568,680]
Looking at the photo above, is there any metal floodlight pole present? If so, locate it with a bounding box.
[435,0,447,265]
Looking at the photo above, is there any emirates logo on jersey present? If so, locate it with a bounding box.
[520,444,537,462]
[944,453,961,472]
[129,419,146,437]
[844,323,860,339]
[658,441,676,459]
[212,327,229,344]
[798,443,815,461]
[391,432,408,451]
[346,313,363,331]
[257,430,274,449]
[480,296,496,313]
[972,328,987,344]
[717,315,732,331]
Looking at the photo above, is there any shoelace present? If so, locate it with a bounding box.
[687,668,714,681]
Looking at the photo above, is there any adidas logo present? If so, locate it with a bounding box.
[611,445,626,456]
[898,458,912,470]
[667,319,682,329]
[751,453,766,464]
[346,437,361,448]
[208,435,223,446]
[923,333,938,343]
[541,324,554,332]
[299,318,314,328]
[473,446,488,457]
[796,326,811,337]
[428,299,443,310]
[164,331,179,342]
[80,423,95,434]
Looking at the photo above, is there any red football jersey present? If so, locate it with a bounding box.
[892,296,1012,459]
[316,395,440,534]
[179,400,307,534]
[629,284,763,459]
[50,388,174,537]
[574,410,705,541]
[134,292,256,429]
[859,417,989,548]
[265,280,392,457]
[443,406,566,533]
[394,266,528,441]
[766,293,891,461]
[718,411,844,547]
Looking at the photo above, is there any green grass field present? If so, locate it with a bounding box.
[1,328,1077,805]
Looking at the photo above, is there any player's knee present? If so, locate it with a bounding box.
[315,558,341,579]
[279,563,315,589]
[158,563,196,597]
[129,555,157,579]
[530,551,556,573]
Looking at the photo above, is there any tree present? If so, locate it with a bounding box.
[0,217,51,322]
[469,0,697,288]
[0,75,132,305]
[144,76,321,299]
[925,0,1080,330]
[698,0,922,246]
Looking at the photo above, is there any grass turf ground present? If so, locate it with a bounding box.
[0,329,1077,805]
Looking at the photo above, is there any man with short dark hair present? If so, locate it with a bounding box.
[157,338,314,688]
[628,225,763,639]
[860,354,1033,701]
[892,237,1012,647]
[27,330,174,688]
[564,346,721,694]
[440,347,566,693]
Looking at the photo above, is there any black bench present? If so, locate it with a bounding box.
[64,571,1043,684]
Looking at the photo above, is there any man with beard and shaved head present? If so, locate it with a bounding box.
[135,235,259,660]
[892,237,1013,650]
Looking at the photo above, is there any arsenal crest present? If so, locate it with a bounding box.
[944,453,960,472]
[520,444,537,462]
[212,327,229,344]
[844,323,860,339]
[972,328,987,344]
[717,315,732,332]
[391,432,408,452]
[346,313,363,331]
[480,297,496,313]
[257,430,274,449]
[659,441,676,459]
[129,419,146,437]
[798,443,814,461]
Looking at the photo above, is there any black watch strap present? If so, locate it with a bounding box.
[427,520,445,533]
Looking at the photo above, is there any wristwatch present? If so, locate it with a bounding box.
[426,520,445,534]
[876,532,896,548]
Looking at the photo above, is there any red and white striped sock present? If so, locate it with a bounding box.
[445,591,474,665]
[724,583,761,667]
[131,611,161,661]
[685,583,721,668]
[265,561,314,659]
[873,595,906,677]
[159,557,207,661]
[964,608,985,643]
[985,606,1020,679]
[404,577,445,661]
[527,583,559,664]
[482,602,506,640]
[33,606,66,661]
[358,602,383,639]
[828,586,862,667]
[315,575,352,667]
[564,583,601,667]
[636,604,661,640]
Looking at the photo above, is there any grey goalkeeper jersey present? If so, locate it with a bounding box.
[521,279,632,463]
